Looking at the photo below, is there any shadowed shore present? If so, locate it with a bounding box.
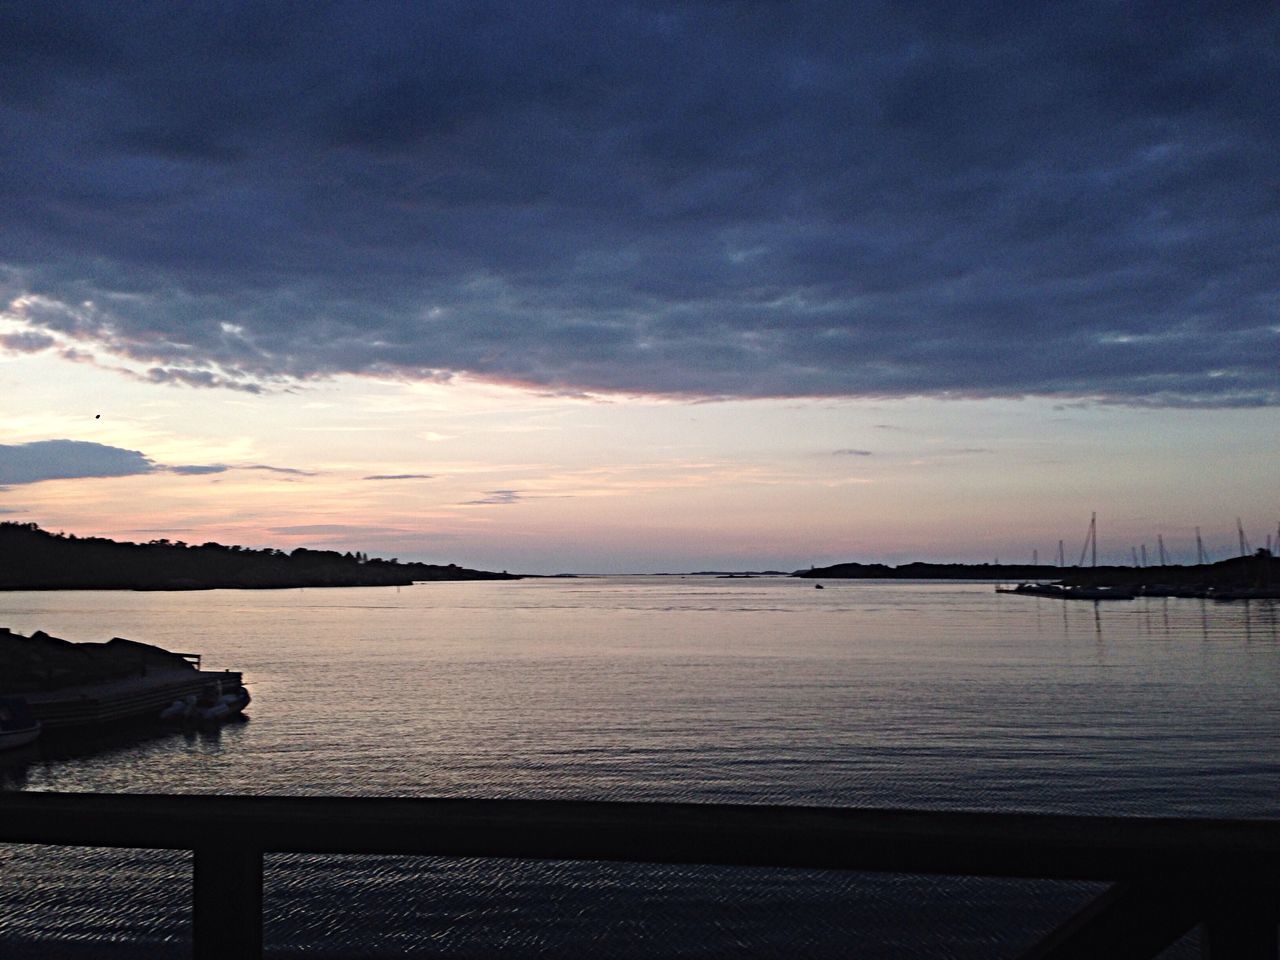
[0,522,519,590]
[798,552,1280,598]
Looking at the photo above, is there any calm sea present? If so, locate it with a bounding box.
[2,578,1278,957]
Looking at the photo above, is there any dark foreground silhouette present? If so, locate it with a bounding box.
[0,522,519,590]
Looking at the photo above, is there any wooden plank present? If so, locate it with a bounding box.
[193,844,262,960]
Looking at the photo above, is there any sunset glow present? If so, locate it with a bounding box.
[1,3,1275,573]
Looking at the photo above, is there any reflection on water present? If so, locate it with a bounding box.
[1046,594,1279,647]
[1,580,1277,957]
[0,719,247,790]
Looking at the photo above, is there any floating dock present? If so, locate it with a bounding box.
[17,668,244,730]
[0,627,244,730]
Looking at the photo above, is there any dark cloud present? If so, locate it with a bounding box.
[167,464,229,475]
[0,439,156,484]
[465,489,523,505]
[0,331,55,352]
[245,464,316,476]
[363,473,435,481]
[0,441,305,485]
[0,2,1275,406]
[833,449,873,457]
[142,367,265,393]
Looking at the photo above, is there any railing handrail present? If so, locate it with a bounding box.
[4,794,1278,958]
[3,792,1279,882]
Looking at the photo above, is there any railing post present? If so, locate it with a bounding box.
[193,843,263,960]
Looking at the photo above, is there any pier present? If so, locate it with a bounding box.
[2,793,1277,958]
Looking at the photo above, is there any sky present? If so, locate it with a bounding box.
[1,1,1276,573]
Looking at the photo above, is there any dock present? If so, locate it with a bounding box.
[0,627,244,729]
[17,668,244,729]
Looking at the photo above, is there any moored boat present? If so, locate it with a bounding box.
[996,582,1133,600]
[1062,585,1135,600]
[0,697,41,751]
[160,686,251,725]
[996,583,1067,598]
[195,685,251,723]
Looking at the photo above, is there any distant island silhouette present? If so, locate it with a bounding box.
[0,522,519,590]
[796,561,1060,581]
[797,553,1279,596]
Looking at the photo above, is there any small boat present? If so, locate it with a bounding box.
[814,583,824,589]
[1209,587,1280,602]
[160,685,251,725]
[198,686,251,723]
[1062,585,1134,601]
[996,583,1067,598]
[0,697,41,751]
[159,694,197,722]
[997,582,1133,600]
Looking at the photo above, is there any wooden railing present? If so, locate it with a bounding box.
[1,793,1277,959]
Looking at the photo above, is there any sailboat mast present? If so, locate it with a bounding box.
[1195,527,1207,565]
[1077,513,1098,567]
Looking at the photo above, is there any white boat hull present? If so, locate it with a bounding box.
[0,723,41,751]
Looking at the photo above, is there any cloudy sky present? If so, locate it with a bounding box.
[1,1,1276,572]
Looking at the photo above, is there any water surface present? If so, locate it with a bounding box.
[2,578,1277,956]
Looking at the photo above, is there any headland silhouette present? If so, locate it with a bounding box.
[0,522,518,590]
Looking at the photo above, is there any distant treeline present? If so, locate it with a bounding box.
[0,522,519,590]
[797,553,1278,588]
